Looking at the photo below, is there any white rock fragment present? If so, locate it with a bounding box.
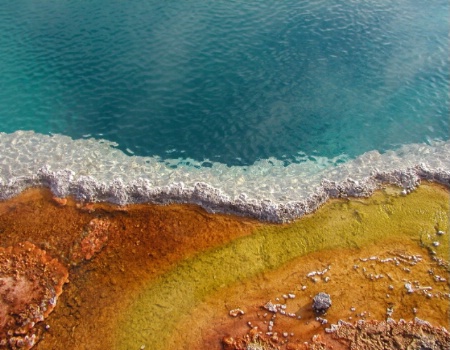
[405,283,414,293]
[229,308,245,317]
[263,301,278,313]
[434,275,446,282]
[316,317,328,325]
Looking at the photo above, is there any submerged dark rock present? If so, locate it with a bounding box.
[312,292,332,314]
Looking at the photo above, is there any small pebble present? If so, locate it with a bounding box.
[229,308,245,317]
[432,241,440,247]
[405,283,414,293]
[437,230,445,235]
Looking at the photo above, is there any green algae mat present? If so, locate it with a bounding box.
[116,183,449,349]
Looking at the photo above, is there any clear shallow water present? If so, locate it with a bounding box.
[0,0,448,166]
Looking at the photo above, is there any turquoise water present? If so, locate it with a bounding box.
[0,0,448,166]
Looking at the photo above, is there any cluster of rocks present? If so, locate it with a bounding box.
[326,318,450,350]
[222,318,450,350]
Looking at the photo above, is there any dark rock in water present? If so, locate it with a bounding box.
[312,292,332,314]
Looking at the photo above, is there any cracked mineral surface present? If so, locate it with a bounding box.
[0,242,68,349]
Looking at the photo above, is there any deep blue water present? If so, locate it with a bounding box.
[0,0,448,166]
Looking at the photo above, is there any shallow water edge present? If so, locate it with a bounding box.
[1,131,449,222]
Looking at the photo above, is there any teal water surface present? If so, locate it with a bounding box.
[0,0,448,166]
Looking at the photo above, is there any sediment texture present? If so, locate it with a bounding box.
[0,242,69,349]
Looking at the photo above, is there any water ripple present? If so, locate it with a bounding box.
[0,0,448,165]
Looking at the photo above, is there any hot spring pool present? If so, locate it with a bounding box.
[0,0,449,219]
[0,1,449,349]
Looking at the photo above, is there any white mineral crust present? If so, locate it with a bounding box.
[1,131,449,222]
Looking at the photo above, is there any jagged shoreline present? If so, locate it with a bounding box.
[0,164,449,223]
[1,131,449,222]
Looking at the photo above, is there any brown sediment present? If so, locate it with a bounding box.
[0,183,448,350]
[0,242,69,349]
[173,238,450,349]
[0,187,260,349]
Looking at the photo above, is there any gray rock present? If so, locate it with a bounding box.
[312,292,332,314]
